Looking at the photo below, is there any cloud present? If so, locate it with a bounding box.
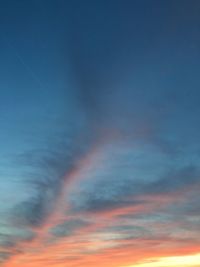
[50,219,90,238]
[0,229,35,264]
[9,127,96,227]
[146,166,200,195]
[12,194,50,227]
[69,164,200,214]
[0,234,15,249]
[0,252,12,264]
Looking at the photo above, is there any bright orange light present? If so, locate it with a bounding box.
[126,253,200,267]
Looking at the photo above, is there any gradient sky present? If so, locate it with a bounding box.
[0,1,200,267]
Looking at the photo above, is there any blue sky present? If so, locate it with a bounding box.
[0,1,200,266]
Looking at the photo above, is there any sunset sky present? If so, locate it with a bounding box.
[0,1,200,267]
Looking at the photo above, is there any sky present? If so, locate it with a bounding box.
[0,1,200,267]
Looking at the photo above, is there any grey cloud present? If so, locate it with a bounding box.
[70,166,200,213]
[12,194,50,227]
[10,126,95,227]
[70,174,144,213]
[0,230,35,247]
[50,219,89,238]
[0,234,15,249]
[146,165,200,195]
[0,230,35,264]
[166,194,200,222]
[99,224,151,241]
[0,252,12,264]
